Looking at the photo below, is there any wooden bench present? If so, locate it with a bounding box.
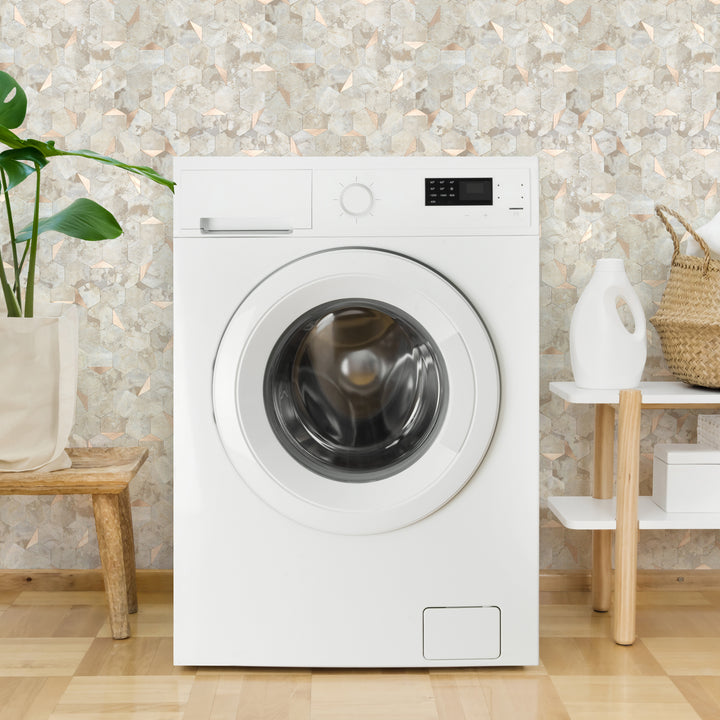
[0,447,148,639]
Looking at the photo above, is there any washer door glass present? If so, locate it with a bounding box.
[264,300,447,483]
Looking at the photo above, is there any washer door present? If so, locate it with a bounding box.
[213,248,499,534]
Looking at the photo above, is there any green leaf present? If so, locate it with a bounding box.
[15,198,123,243]
[0,126,175,193]
[47,147,176,192]
[0,72,27,130]
[0,157,35,190]
[0,147,47,190]
[0,125,28,149]
[24,138,175,192]
[1,146,48,166]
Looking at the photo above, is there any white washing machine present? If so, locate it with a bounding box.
[173,157,539,667]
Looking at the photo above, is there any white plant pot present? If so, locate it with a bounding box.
[0,309,78,472]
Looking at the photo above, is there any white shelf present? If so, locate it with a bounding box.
[549,381,720,406]
[548,495,720,531]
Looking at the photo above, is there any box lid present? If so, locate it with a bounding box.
[654,443,720,464]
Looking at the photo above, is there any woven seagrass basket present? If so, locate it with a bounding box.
[650,205,720,389]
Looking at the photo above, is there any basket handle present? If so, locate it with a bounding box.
[655,204,712,274]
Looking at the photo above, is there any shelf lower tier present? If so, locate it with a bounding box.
[548,495,720,530]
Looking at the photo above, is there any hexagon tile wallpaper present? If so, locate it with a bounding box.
[1,0,719,571]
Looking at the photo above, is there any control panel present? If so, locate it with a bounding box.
[174,157,538,237]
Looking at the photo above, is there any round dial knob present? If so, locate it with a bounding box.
[340,183,374,216]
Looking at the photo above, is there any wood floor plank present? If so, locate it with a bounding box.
[540,605,612,638]
[228,672,311,720]
[0,605,71,637]
[551,676,703,719]
[311,671,438,720]
[182,674,219,720]
[50,675,194,717]
[431,674,570,720]
[540,638,666,676]
[643,638,720,675]
[75,637,164,676]
[185,671,312,720]
[0,638,92,677]
[96,603,172,638]
[430,673,493,720]
[16,677,70,720]
[700,591,720,606]
[672,677,720,720]
[637,606,720,638]
[636,591,712,607]
[75,637,193,677]
[540,591,595,606]
[0,678,67,720]
[53,605,109,638]
[0,604,106,638]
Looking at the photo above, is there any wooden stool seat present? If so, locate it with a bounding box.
[0,447,148,639]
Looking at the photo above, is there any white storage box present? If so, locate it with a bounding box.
[698,415,720,449]
[653,443,720,512]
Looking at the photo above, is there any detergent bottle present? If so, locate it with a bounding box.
[570,258,646,389]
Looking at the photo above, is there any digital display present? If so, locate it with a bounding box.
[425,178,493,206]
[459,179,492,204]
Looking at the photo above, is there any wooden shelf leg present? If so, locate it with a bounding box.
[613,388,642,645]
[592,403,615,612]
[92,493,130,639]
[118,486,138,614]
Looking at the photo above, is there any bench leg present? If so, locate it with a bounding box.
[92,493,130,639]
[613,388,642,645]
[592,404,615,612]
[118,486,138,614]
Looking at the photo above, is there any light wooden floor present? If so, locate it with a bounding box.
[1,580,720,719]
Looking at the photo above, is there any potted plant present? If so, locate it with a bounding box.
[0,70,175,471]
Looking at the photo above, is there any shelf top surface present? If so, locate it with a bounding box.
[548,495,720,530]
[549,381,720,406]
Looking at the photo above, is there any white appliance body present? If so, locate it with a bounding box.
[173,157,539,667]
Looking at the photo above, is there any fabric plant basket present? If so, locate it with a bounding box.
[0,310,78,472]
[651,204,720,389]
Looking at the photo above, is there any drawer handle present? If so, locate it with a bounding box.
[200,218,293,234]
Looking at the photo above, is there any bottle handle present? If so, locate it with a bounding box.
[613,288,646,340]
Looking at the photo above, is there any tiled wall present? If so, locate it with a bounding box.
[1,0,719,570]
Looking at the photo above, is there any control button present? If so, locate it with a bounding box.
[340,183,374,216]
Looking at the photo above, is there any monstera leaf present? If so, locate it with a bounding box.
[0,72,27,129]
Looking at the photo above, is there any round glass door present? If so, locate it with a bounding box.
[264,300,448,483]
[213,248,500,535]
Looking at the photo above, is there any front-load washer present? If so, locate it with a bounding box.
[173,156,539,667]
